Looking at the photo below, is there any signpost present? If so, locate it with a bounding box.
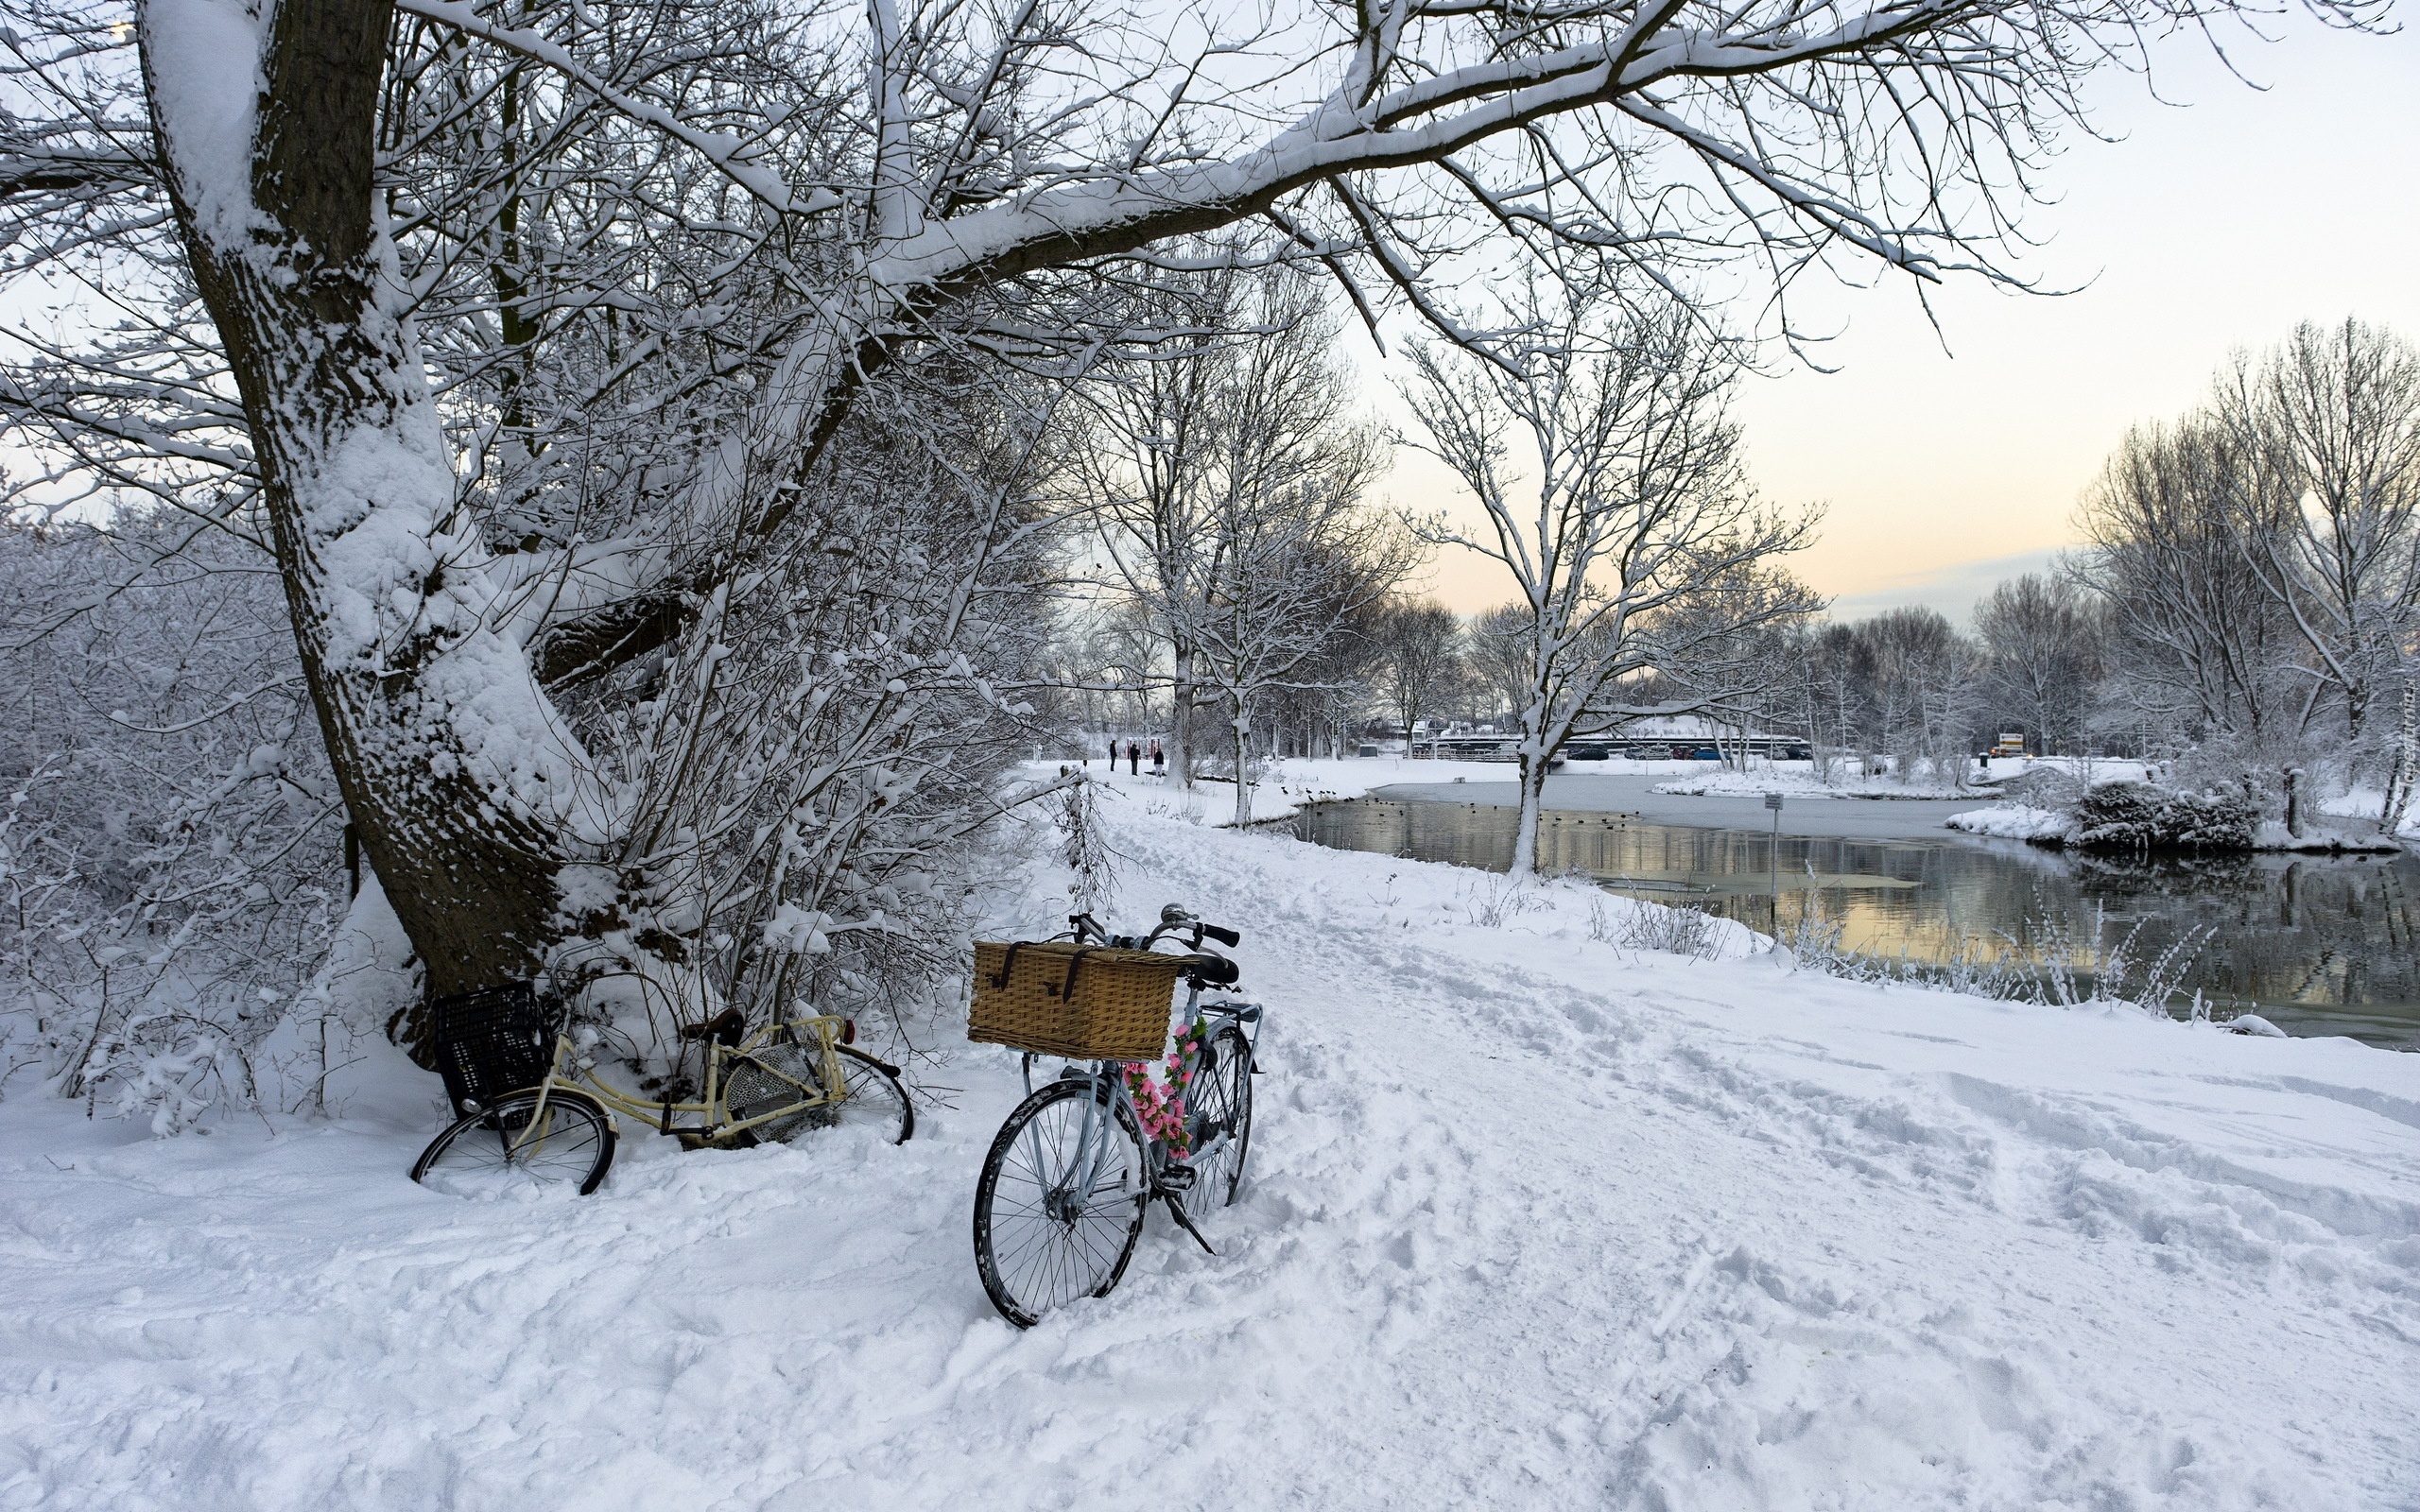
[1764,792,1784,932]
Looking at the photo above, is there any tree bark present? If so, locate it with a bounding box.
[1511,750,1548,880]
[1167,642,1196,789]
[1232,706,1253,828]
[145,0,595,1050]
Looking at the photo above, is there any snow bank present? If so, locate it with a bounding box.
[2252,820,2402,854]
[1945,803,2072,841]
[4,806,2418,1508]
[1068,755,1555,825]
[1654,767,1970,799]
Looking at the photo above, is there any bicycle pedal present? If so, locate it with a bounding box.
[1159,1163,1198,1192]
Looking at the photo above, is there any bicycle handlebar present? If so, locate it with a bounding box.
[1183,953,1239,987]
[1068,909,1245,956]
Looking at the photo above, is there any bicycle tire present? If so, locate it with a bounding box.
[724,1038,915,1147]
[411,1087,616,1197]
[1183,1024,1253,1215]
[974,1077,1148,1328]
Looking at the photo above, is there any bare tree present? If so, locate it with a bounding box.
[1632,563,1824,759]
[5,0,2380,1018]
[2076,417,2306,758]
[1404,289,1814,876]
[1975,573,2106,755]
[1081,266,1396,817]
[1858,608,1982,782]
[1464,604,1538,730]
[2219,319,2420,746]
[1369,599,1466,745]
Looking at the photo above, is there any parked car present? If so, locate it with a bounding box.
[1689,747,1721,760]
[1566,744,1612,761]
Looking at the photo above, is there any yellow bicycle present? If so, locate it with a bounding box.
[412,996,913,1197]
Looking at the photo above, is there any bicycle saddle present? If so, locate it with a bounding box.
[680,1006,749,1047]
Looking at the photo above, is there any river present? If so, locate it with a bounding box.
[1288,773,2420,1049]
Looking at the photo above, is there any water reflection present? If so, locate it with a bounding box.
[1291,799,2420,1049]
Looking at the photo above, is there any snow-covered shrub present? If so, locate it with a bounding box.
[544,370,1067,1074]
[1594,894,1722,959]
[1054,774,1118,918]
[2068,782,2255,850]
[0,520,359,1123]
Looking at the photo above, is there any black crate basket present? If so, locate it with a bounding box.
[429,981,558,1115]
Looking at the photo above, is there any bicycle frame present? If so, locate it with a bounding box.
[1027,974,1263,1235]
[517,1014,852,1145]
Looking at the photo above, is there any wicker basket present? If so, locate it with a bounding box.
[969,940,1186,1061]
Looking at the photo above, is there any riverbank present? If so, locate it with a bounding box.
[3,801,2415,1508]
[1372,771,1988,843]
[1068,754,1739,828]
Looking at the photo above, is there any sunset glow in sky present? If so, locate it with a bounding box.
[1380,13,2420,624]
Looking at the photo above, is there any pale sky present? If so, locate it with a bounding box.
[1375,13,2420,625]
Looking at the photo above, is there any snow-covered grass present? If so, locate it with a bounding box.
[5,806,2419,1508]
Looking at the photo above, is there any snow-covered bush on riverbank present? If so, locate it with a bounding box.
[1948,776,2401,853]
[2068,782,2256,850]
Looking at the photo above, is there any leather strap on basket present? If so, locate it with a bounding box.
[1046,947,1098,1001]
[990,940,1027,989]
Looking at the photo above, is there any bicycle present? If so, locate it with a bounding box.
[413,992,913,1198]
[971,904,1264,1328]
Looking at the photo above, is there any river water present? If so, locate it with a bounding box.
[1290,780,2420,1049]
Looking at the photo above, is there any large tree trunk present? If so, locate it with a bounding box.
[1232,704,1253,828]
[144,0,601,1041]
[1510,750,1548,880]
[1167,642,1196,789]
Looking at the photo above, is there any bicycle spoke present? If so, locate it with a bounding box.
[976,1080,1148,1324]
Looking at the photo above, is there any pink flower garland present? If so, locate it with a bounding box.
[1122,1018,1206,1156]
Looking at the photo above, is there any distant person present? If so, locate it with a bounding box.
[1151,742,1166,778]
[1128,740,1140,775]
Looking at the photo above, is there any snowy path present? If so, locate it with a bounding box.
[5,812,2419,1508]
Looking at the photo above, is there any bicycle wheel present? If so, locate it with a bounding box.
[831,1044,915,1144]
[974,1077,1149,1328]
[412,1087,616,1197]
[726,1039,915,1145]
[1183,1025,1253,1215]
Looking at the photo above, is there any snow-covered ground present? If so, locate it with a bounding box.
[1076,753,1719,825]
[1944,802,2073,841]
[1657,757,2157,802]
[1654,765,1972,799]
[6,807,2419,1508]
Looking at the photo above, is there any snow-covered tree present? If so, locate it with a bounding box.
[2218,319,2420,746]
[1081,266,1401,817]
[1975,573,2106,756]
[1369,599,1467,744]
[1404,289,1813,875]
